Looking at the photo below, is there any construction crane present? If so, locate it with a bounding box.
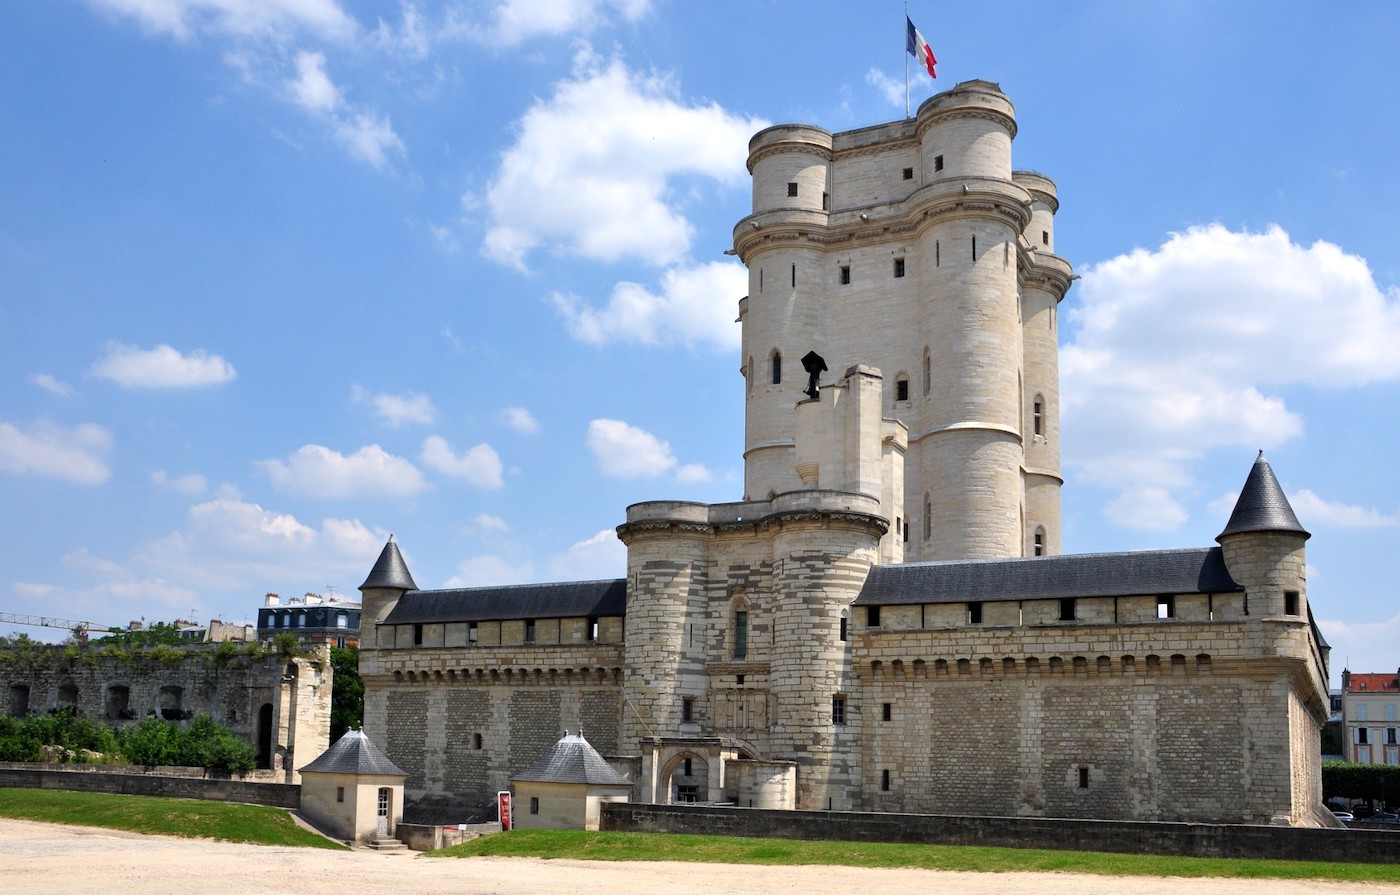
[0,612,116,644]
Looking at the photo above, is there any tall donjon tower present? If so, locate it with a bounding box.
[734,80,1073,561]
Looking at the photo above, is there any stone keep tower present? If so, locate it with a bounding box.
[733,80,1073,562]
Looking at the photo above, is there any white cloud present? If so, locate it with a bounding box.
[587,418,676,478]
[0,419,112,485]
[499,406,539,434]
[473,513,511,533]
[151,469,208,496]
[545,528,625,580]
[259,444,428,498]
[1102,486,1189,531]
[91,342,236,389]
[675,463,711,484]
[552,260,745,350]
[30,374,74,396]
[444,554,535,588]
[481,0,652,47]
[1317,612,1400,678]
[284,51,405,169]
[420,436,504,489]
[1286,489,1398,529]
[88,0,359,43]
[482,51,766,270]
[864,68,905,107]
[289,49,340,112]
[1064,225,1400,525]
[353,386,436,427]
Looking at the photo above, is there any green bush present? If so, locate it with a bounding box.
[1323,760,1400,806]
[116,714,256,772]
[330,645,363,740]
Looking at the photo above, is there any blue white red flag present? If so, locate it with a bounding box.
[906,16,937,78]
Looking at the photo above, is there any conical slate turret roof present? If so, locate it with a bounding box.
[299,729,406,777]
[1217,451,1310,542]
[511,732,631,786]
[359,534,418,591]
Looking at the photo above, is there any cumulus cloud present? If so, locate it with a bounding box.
[587,418,678,478]
[420,436,504,489]
[481,0,652,46]
[482,51,765,270]
[0,419,112,485]
[259,444,428,498]
[88,0,359,43]
[499,406,539,434]
[353,386,436,427]
[285,51,405,169]
[444,554,536,588]
[552,261,745,350]
[544,528,625,580]
[30,374,74,396]
[1063,225,1400,528]
[91,342,236,389]
[151,470,208,496]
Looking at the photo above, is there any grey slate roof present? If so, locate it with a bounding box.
[360,535,418,592]
[853,547,1241,607]
[1218,451,1310,541]
[299,729,406,778]
[511,732,631,786]
[383,578,626,625]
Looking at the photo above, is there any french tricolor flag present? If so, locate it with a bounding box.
[906,16,937,79]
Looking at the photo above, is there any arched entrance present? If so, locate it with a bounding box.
[664,753,709,804]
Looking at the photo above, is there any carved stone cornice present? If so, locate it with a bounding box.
[914,106,1018,142]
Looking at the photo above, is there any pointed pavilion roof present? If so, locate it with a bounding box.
[511,731,631,786]
[1217,451,1310,542]
[299,729,406,778]
[359,534,418,591]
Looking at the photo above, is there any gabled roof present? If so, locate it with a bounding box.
[299,729,406,778]
[360,535,418,592]
[853,547,1241,607]
[1217,451,1310,541]
[511,732,631,786]
[382,578,626,625]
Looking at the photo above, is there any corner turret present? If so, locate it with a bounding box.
[1217,451,1310,541]
[1216,452,1310,621]
[359,535,417,648]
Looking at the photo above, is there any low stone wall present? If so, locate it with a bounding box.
[0,762,299,809]
[396,821,502,851]
[601,803,1400,865]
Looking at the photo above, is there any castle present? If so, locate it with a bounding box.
[358,81,1332,826]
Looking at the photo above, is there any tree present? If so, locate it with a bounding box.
[329,645,363,741]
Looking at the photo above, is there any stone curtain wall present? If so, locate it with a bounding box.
[385,690,427,788]
[0,763,299,808]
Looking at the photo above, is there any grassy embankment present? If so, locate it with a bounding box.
[431,828,1400,883]
[0,788,345,849]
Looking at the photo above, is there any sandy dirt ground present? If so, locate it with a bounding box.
[2,817,1397,895]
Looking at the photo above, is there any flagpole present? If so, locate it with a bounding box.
[904,3,910,118]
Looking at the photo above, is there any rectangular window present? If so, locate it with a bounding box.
[967,602,983,625]
[1284,591,1300,616]
[525,619,536,643]
[893,258,905,278]
[1042,229,1050,246]
[529,797,540,815]
[839,264,851,285]
[1077,767,1090,790]
[1388,704,1397,722]
[902,167,913,180]
[933,154,944,172]
[791,263,796,287]
[832,695,847,725]
[881,769,891,791]
[1357,727,1371,744]
[787,182,798,197]
[587,617,598,642]
[1359,704,1369,721]
[867,606,881,627]
[677,785,699,802]
[733,611,748,659]
[882,702,892,722]
[683,758,693,776]
[1388,728,1398,745]
[839,616,848,642]
[413,624,423,646]
[822,191,829,210]
[336,786,345,803]
[1157,595,1175,619]
[895,379,909,401]
[468,622,478,643]
[1059,598,1076,622]
[682,697,694,724]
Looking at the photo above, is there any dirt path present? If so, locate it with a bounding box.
[1,817,1394,895]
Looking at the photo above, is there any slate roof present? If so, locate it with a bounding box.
[853,546,1241,607]
[299,729,406,777]
[359,535,418,592]
[511,732,631,786]
[1218,451,1310,541]
[382,578,627,625]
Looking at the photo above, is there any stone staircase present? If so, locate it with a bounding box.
[367,835,408,851]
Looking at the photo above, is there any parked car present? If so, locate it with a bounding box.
[1332,810,1355,822]
[1369,811,1400,823]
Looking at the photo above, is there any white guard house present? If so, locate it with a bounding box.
[511,731,633,831]
[299,729,408,845]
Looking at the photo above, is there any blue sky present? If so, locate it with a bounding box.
[2,1,1398,684]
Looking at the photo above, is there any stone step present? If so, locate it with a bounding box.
[368,837,408,851]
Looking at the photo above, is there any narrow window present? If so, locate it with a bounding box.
[413,624,423,646]
[902,517,909,544]
[468,622,478,643]
[839,265,851,285]
[1284,591,1300,616]
[587,617,599,641]
[971,235,977,260]
[867,606,881,627]
[832,695,847,725]
[733,610,748,659]
[771,352,782,385]
[525,619,536,643]
[893,257,906,278]
[882,703,892,721]
[967,602,983,625]
[1059,598,1076,622]
[923,495,932,541]
[1388,728,1398,745]
[881,769,891,790]
[1042,229,1050,246]
[895,377,909,402]
[902,167,913,180]
[759,268,763,293]
[787,182,798,197]
[1158,595,1175,619]
[1033,396,1044,436]
[839,615,848,642]
[791,263,796,287]
[474,733,483,749]
[1034,529,1045,557]
[822,191,830,210]
[682,697,694,724]
[336,786,345,803]
[529,797,540,815]
[922,349,931,396]
[935,241,940,267]
[1077,767,1090,790]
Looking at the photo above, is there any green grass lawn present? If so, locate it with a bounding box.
[0,788,345,849]
[430,828,1400,883]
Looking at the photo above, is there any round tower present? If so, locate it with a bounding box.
[358,534,418,650]
[1216,452,1311,621]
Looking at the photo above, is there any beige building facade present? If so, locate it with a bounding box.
[359,81,1332,827]
[1340,670,1400,765]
